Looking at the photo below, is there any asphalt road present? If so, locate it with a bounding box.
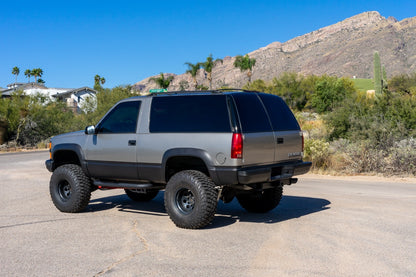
[0,151,415,277]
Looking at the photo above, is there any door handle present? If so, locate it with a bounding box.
[277,138,284,144]
[128,140,136,146]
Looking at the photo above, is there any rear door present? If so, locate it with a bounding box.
[258,93,303,162]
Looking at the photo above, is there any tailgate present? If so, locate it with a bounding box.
[274,130,303,162]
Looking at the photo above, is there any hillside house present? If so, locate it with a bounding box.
[1,83,97,113]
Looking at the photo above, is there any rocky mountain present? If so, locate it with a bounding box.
[133,11,416,91]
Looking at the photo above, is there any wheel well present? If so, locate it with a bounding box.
[53,150,81,169]
[165,156,209,181]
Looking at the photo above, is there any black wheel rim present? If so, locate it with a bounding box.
[58,180,71,201]
[175,188,195,215]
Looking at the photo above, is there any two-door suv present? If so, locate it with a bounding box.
[46,90,311,229]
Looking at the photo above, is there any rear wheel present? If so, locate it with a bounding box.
[49,164,91,213]
[236,186,283,213]
[164,170,218,229]
[125,189,159,202]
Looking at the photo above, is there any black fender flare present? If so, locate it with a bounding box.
[51,143,89,174]
[161,148,220,183]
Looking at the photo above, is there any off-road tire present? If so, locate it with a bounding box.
[236,186,283,213]
[50,164,91,213]
[164,170,217,229]
[125,189,159,202]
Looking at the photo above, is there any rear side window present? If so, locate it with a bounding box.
[258,93,300,131]
[232,93,272,133]
[150,95,231,132]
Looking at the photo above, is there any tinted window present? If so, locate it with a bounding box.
[232,93,272,133]
[258,93,300,131]
[98,101,141,133]
[150,95,231,133]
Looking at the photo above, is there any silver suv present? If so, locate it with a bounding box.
[46,90,311,229]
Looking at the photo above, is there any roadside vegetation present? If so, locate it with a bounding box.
[1,62,415,177]
[243,72,416,177]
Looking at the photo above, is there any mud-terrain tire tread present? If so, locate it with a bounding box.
[50,164,91,213]
[164,170,217,229]
[236,186,283,213]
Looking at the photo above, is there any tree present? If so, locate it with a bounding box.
[94,74,106,90]
[271,72,310,110]
[233,54,256,84]
[150,73,174,89]
[12,67,20,84]
[185,62,201,90]
[373,51,382,95]
[201,54,223,90]
[24,69,32,83]
[31,68,43,83]
[388,73,416,95]
[37,79,45,84]
[310,76,355,113]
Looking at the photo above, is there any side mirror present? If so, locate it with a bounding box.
[85,125,96,135]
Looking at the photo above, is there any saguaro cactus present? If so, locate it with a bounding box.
[373,51,382,95]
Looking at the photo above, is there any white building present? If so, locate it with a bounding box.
[1,83,97,113]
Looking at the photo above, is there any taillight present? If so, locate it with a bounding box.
[231,133,243,159]
[301,131,304,152]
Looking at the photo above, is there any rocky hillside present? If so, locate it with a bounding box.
[134,11,416,91]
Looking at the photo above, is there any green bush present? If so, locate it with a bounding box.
[310,76,355,113]
[304,138,330,169]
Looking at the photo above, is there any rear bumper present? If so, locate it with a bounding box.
[212,160,312,185]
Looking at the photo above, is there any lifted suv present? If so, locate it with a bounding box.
[46,90,311,229]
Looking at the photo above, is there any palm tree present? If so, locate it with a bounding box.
[233,54,256,84]
[185,62,201,90]
[12,67,20,84]
[24,69,32,83]
[94,74,106,90]
[150,73,174,89]
[94,74,101,86]
[37,79,45,84]
[201,54,223,90]
[31,68,43,83]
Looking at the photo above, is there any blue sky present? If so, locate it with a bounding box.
[1,0,415,89]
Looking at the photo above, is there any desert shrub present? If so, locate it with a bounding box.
[295,112,327,140]
[304,138,330,169]
[342,140,388,174]
[326,138,416,176]
[388,73,416,94]
[388,138,416,175]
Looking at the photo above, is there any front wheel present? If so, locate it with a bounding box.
[236,186,283,213]
[164,170,218,229]
[49,164,92,213]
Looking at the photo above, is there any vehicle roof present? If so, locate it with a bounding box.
[123,89,265,101]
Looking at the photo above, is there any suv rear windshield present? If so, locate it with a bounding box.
[258,93,300,131]
[231,93,272,133]
[150,95,231,133]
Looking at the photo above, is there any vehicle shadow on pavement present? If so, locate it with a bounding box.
[88,192,330,229]
[211,195,331,228]
[87,193,167,215]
